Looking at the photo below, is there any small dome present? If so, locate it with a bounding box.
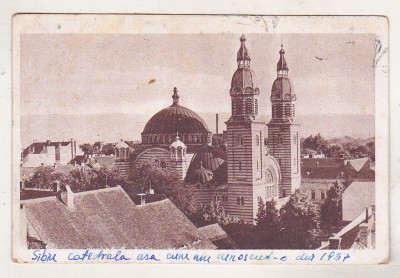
[115,139,129,149]
[193,164,214,184]
[169,135,186,149]
[271,77,293,96]
[185,144,227,184]
[231,67,258,92]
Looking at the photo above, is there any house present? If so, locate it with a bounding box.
[20,186,216,249]
[300,158,375,205]
[21,139,78,167]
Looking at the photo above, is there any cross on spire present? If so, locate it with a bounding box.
[237,34,251,68]
[277,44,289,77]
[172,87,180,106]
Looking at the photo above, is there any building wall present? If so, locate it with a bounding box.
[342,182,375,221]
[267,123,301,196]
[133,147,170,168]
[225,120,271,223]
[22,146,56,167]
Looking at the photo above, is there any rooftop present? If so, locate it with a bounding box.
[22,186,216,249]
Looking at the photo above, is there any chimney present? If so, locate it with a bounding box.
[61,186,75,210]
[358,223,371,248]
[138,193,146,206]
[216,114,219,134]
[328,237,341,249]
[53,181,61,193]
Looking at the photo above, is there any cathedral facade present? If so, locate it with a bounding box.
[126,35,301,223]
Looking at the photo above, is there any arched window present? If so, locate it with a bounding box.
[154,135,158,144]
[292,103,295,117]
[160,135,164,143]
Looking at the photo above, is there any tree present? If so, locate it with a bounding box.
[327,145,342,157]
[255,199,281,248]
[321,180,342,229]
[79,143,94,158]
[302,134,328,153]
[92,166,125,188]
[69,168,97,192]
[27,166,64,190]
[279,189,320,249]
[101,144,116,156]
[125,161,197,216]
[194,200,238,226]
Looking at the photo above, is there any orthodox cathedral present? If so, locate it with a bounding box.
[117,35,301,223]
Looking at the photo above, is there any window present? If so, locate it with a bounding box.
[257,161,259,170]
[236,197,240,205]
[240,197,245,205]
[160,161,167,169]
[321,191,326,200]
[311,190,316,200]
[255,99,259,114]
[256,135,260,146]
[222,195,228,202]
[246,99,253,114]
[277,135,283,144]
[258,196,262,203]
[279,158,282,166]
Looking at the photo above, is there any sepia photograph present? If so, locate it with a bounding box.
[11,14,389,264]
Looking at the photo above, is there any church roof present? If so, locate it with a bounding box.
[193,165,214,184]
[231,67,258,90]
[142,88,210,135]
[271,77,293,96]
[185,145,227,184]
[231,35,258,91]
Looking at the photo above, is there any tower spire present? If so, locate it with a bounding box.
[277,44,289,77]
[172,87,180,106]
[237,34,251,68]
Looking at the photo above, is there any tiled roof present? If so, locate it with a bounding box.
[23,186,216,249]
[302,158,345,168]
[198,223,228,241]
[301,158,374,180]
[348,158,369,172]
[91,156,116,169]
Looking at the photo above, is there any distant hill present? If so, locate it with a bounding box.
[20,113,375,148]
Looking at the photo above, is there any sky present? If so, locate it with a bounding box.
[20,33,375,118]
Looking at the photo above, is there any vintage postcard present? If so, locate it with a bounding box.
[12,14,389,264]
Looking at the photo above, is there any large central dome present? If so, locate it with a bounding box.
[143,105,209,134]
[141,87,211,149]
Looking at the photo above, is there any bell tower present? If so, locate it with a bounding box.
[267,45,301,196]
[225,35,267,223]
